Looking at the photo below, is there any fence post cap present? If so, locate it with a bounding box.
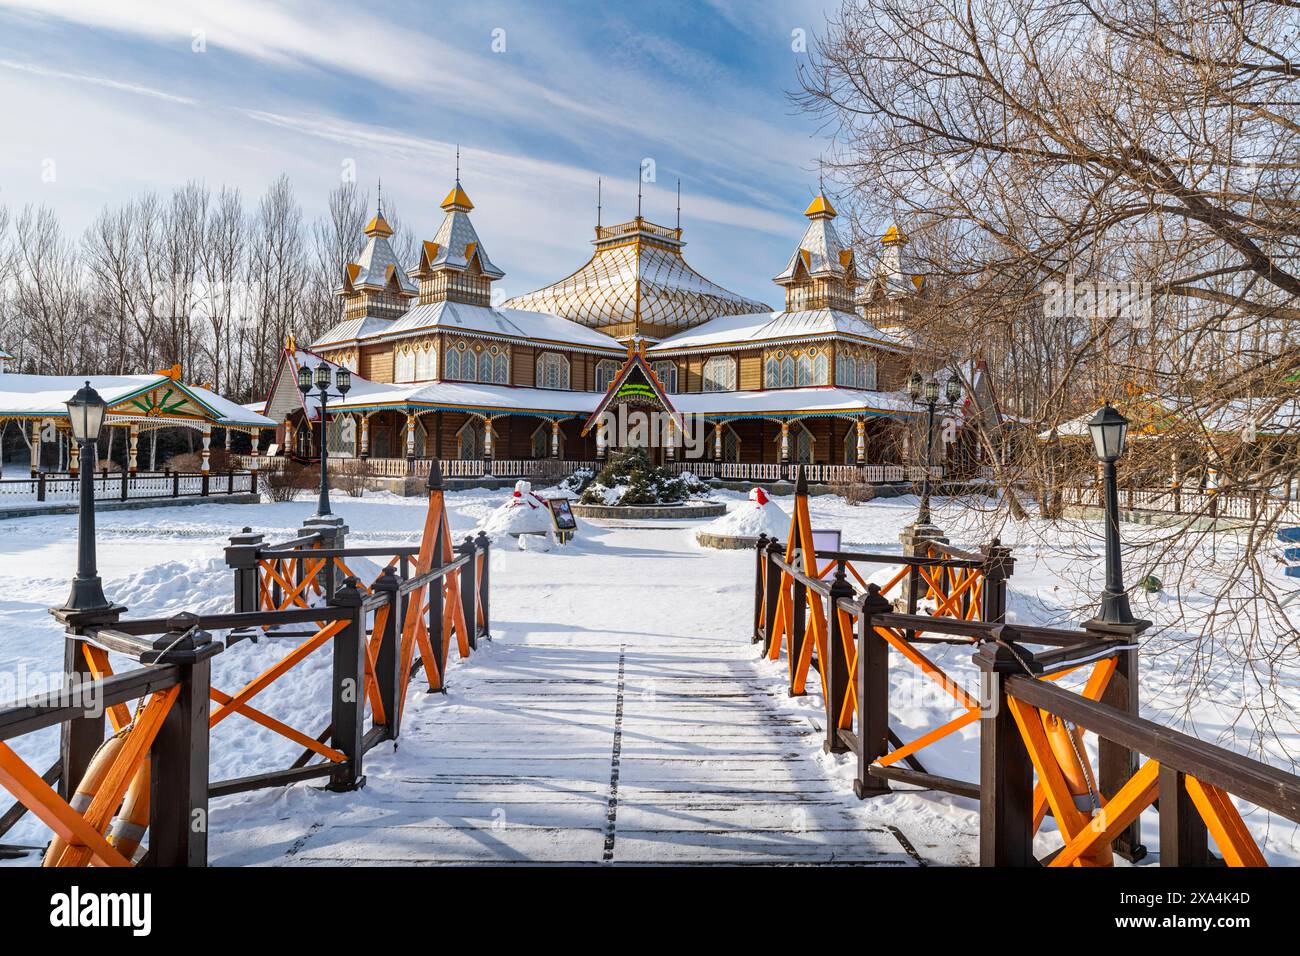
[426,457,444,491]
[371,566,400,593]
[756,532,769,547]
[329,576,364,607]
[862,582,892,614]
[475,529,491,546]
[765,537,782,554]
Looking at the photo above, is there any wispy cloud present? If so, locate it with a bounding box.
[0,57,196,104]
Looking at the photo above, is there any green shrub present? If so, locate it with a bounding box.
[579,448,710,505]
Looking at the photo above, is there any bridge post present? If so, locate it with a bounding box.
[762,538,782,656]
[854,584,893,798]
[823,563,855,754]
[974,642,1034,866]
[326,577,367,792]
[979,539,1014,623]
[476,530,492,641]
[224,527,265,613]
[789,564,808,697]
[1089,620,1149,862]
[371,567,402,740]
[459,536,478,651]
[753,534,769,644]
[1157,765,1210,866]
[148,615,222,867]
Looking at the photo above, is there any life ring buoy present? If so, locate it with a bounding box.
[1040,712,1112,866]
[43,728,150,867]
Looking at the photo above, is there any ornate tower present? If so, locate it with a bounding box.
[407,180,504,307]
[337,200,417,323]
[773,193,857,312]
[857,223,926,329]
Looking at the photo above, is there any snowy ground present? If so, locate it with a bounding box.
[1,485,1297,865]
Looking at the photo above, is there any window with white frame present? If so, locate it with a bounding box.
[702,355,736,392]
[652,360,677,393]
[394,347,416,383]
[595,359,620,392]
[536,352,570,389]
[414,344,436,381]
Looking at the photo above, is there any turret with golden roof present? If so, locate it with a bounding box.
[337,185,417,323]
[774,190,856,312]
[858,221,926,329]
[407,175,504,307]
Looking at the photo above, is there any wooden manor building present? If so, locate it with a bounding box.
[260,177,934,477]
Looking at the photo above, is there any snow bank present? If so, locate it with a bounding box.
[478,480,556,537]
[699,487,790,539]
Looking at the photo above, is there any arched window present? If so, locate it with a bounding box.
[531,423,563,459]
[414,345,436,381]
[327,414,357,457]
[456,420,483,459]
[595,359,620,392]
[536,352,570,389]
[394,347,416,383]
[702,355,736,392]
[797,353,813,387]
[764,355,780,389]
[861,358,877,390]
[478,349,494,383]
[812,351,828,385]
[652,361,678,393]
[445,345,461,381]
[494,350,510,384]
[722,427,741,462]
[794,423,813,462]
[780,355,796,389]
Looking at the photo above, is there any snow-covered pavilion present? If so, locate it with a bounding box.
[0,367,274,476]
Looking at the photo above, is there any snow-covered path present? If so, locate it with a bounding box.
[209,522,922,866]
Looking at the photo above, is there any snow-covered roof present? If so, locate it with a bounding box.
[774,194,853,283]
[671,386,918,419]
[0,373,274,427]
[503,218,770,334]
[308,300,624,353]
[650,309,909,353]
[311,315,398,349]
[343,221,416,295]
[332,379,601,417]
[1040,396,1300,440]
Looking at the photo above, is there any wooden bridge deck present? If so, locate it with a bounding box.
[212,632,922,866]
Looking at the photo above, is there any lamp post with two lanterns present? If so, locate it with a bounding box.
[907,371,962,529]
[297,361,351,521]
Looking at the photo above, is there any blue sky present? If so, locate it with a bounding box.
[0,0,845,305]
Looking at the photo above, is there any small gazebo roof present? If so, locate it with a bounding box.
[0,373,274,429]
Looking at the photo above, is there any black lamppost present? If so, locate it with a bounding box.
[908,371,962,527]
[297,362,351,518]
[59,382,110,613]
[1087,402,1134,624]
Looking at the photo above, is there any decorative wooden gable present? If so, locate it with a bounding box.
[581,341,677,436]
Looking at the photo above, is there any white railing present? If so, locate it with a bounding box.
[1062,484,1300,523]
[0,470,254,507]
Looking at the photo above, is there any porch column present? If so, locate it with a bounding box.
[283,416,292,455]
[128,422,140,474]
[69,436,79,477]
[31,420,40,476]
[405,413,416,459]
[200,423,212,473]
[360,415,370,458]
[483,417,495,471]
[250,431,260,485]
[665,418,677,462]
[779,421,790,464]
[855,417,866,465]
[713,422,723,462]
[596,420,608,460]
[550,420,560,459]
[224,426,232,452]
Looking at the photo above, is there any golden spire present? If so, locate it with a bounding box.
[441,145,474,211]
[804,193,837,219]
[882,223,908,245]
[364,182,394,237]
